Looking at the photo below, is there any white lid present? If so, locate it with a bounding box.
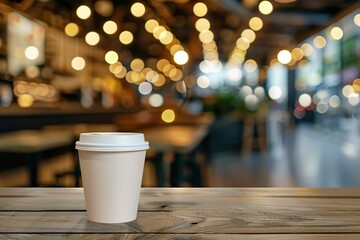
[75,132,149,152]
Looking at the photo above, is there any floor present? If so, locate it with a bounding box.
[1,111,360,188]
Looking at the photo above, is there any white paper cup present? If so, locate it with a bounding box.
[75,132,149,224]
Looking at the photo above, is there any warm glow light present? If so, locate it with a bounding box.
[119,31,134,44]
[149,93,164,107]
[174,50,189,65]
[197,75,210,88]
[105,51,118,64]
[313,35,326,49]
[236,37,250,50]
[277,50,292,64]
[145,19,159,33]
[291,47,304,61]
[152,73,166,87]
[195,18,210,32]
[159,31,174,45]
[241,29,256,43]
[301,43,314,56]
[199,30,214,43]
[71,57,86,70]
[170,44,184,56]
[162,109,175,123]
[193,2,208,17]
[103,20,117,34]
[76,5,91,20]
[131,2,146,17]
[157,59,170,71]
[85,31,100,46]
[354,14,360,27]
[329,27,343,40]
[244,59,257,73]
[18,94,34,108]
[65,23,79,37]
[130,58,145,72]
[24,46,39,60]
[249,17,263,31]
[299,93,312,107]
[259,1,273,15]
[153,26,166,39]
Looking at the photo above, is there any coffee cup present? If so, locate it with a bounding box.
[75,132,149,223]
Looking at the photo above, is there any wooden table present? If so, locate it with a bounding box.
[0,130,74,187]
[0,188,359,239]
[141,125,210,187]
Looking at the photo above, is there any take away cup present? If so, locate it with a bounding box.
[75,132,149,224]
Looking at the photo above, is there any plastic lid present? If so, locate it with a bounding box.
[75,132,149,152]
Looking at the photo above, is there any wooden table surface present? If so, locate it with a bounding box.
[0,187,359,239]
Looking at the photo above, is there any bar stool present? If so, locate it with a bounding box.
[241,112,267,155]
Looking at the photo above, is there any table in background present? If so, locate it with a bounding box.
[141,125,210,187]
[0,130,74,187]
[0,187,359,239]
[43,124,118,186]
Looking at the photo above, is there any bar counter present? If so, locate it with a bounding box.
[0,188,359,239]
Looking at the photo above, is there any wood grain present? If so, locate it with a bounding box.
[0,188,359,238]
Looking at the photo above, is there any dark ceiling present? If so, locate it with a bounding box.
[3,0,360,69]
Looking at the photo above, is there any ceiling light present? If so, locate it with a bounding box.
[105,51,118,64]
[131,2,146,17]
[103,21,117,35]
[76,5,91,20]
[354,14,360,26]
[195,18,210,32]
[259,1,273,15]
[85,31,100,46]
[329,26,343,40]
[119,31,134,45]
[71,56,86,70]
[313,35,326,49]
[249,17,263,31]
[241,29,256,43]
[277,50,292,64]
[174,50,189,65]
[145,19,159,33]
[64,23,79,37]
[193,2,208,17]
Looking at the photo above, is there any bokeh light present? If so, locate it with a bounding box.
[85,31,100,46]
[259,1,273,15]
[162,109,175,123]
[105,51,118,64]
[76,5,91,20]
[131,2,146,17]
[103,20,117,34]
[71,56,86,70]
[149,93,164,107]
[119,31,134,45]
[64,23,79,37]
[329,26,343,40]
[193,2,208,17]
[24,46,39,60]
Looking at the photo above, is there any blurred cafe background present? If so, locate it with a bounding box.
[0,0,359,188]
